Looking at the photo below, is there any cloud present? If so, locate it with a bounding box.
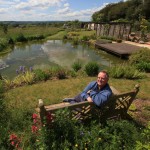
[14,0,65,11]
[0,0,108,21]
[55,3,106,21]
[57,7,70,14]
[0,8,8,14]
[64,3,69,7]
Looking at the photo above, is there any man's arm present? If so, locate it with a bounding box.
[91,90,112,107]
[80,81,96,101]
[86,96,93,102]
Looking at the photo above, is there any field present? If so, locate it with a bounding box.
[0,26,62,39]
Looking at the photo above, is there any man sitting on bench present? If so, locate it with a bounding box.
[63,70,112,107]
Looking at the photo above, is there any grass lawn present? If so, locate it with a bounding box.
[4,76,150,115]
[46,30,67,40]
[46,30,96,40]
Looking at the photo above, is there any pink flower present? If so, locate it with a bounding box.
[32,113,38,119]
[10,134,17,140]
[31,125,38,133]
[11,141,15,146]
[46,112,53,124]
[33,119,37,124]
[10,133,21,150]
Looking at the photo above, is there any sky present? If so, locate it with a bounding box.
[0,0,126,21]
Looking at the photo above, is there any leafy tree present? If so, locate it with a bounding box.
[0,23,8,34]
[91,0,150,23]
[142,0,150,19]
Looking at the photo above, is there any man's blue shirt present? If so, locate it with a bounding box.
[80,81,112,107]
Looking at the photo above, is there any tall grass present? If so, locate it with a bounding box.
[0,26,62,52]
[84,61,99,76]
[0,26,62,39]
[108,64,146,79]
[129,48,150,72]
[72,60,82,72]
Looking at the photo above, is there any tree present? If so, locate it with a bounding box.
[2,24,8,34]
[91,0,150,23]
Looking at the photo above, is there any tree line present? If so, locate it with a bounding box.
[92,0,150,23]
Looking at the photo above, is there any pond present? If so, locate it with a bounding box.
[0,40,124,79]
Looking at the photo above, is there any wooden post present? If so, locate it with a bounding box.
[134,84,140,93]
[38,99,46,123]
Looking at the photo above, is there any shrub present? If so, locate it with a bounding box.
[56,69,67,79]
[15,33,27,42]
[84,62,99,76]
[136,61,150,72]
[34,69,50,81]
[72,38,79,45]
[31,109,145,150]
[129,48,150,72]
[108,65,124,78]
[67,32,80,37]
[72,60,82,72]
[100,36,116,41]
[36,35,45,40]
[0,81,10,149]
[3,78,13,90]
[21,71,35,84]
[0,38,8,51]
[90,33,96,40]
[0,43,6,52]
[108,64,146,79]
[49,66,67,79]
[81,35,89,41]
[7,37,14,44]
[68,70,77,78]
[96,38,112,44]
[13,71,35,86]
[63,35,68,40]
[13,75,24,87]
[135,122,150,150]
[27,35,45,41]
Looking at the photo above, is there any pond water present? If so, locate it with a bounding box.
[0,40,124,79]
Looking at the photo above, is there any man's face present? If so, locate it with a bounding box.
[97,72,108,87]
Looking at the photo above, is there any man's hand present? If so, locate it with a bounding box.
[87,96,93,102]
[87,90,92,94]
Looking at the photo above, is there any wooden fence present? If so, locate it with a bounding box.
[88,23,131,40]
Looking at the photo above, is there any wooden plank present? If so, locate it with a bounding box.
[95,42,141,57]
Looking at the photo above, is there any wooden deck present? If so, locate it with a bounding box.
[95,41,141,58]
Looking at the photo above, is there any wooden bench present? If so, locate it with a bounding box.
[37,85,140,123]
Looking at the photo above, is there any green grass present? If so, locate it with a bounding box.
[4,76,150,114]
[2,75,150,148]
[46,30,95,40]
[46,30,67,40]
[77,30,95,38]
[0,26,62,39]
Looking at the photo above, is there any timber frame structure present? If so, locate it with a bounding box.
[37,85,139,123]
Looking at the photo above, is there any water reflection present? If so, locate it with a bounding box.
[0,40,124,79]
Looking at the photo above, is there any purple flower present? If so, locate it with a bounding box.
[29,67,33,72]
[22,66,25,73]
[16,69,19,74]
[19,66,23,71]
